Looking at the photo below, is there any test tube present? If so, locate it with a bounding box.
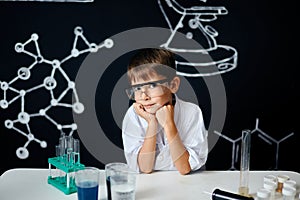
[66,135,74,165]
[55,145,63,179]
[73,139,80,164]
[239,129,251,197]
[59,136,66,163]
[55,145,60,157]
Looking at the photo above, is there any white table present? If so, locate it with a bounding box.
[0,168,299,200]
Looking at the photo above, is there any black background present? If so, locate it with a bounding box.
[0,0,299,175]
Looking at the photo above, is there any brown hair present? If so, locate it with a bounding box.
[127,48,176,83]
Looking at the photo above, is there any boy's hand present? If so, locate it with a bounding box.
[155,104,174,128]
[133,103,156,123]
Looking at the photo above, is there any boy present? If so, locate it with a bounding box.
[122,48,208,175]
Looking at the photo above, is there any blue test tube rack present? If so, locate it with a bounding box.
[47,135,85,195]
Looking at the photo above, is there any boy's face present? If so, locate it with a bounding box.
[131,75,173,114]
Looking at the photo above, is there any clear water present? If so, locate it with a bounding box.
[111,184,135,200]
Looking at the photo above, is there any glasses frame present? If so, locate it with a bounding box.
[125,78,174,100]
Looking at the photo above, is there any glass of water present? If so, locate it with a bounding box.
[105,162,129,200]
[110,167,137,200]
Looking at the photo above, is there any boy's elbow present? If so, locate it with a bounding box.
[179,168,191,175]
[140,168,153,174]
[178,163,191,175]
[138,164,153,174]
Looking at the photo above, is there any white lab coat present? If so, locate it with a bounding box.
[122,95,208,172]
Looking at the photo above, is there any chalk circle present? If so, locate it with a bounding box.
[0,100,8,109]
[36,56,44,63]
[18,67,31,80]
[71,123,78,130]
[90,43,98,52]
[186,32,193,39]
[15,43,24,53]
[57,124,62,130]
[1,81,9,90]
[39,109,46,116]
[72,49,80,57]
[51,99,58,106]
[104,39,114,48]
[73,102,85,114]
[52,60,60,68]
[31,33,39,41]
[68,81,75,89]
[18,112,30,124]
[27,133,34,141]
[20,90,26,96]
[74,26,83,35]
[44,77,57,90]
[4,119,13,129]
[16,147,29,159]
[40,141,47,148]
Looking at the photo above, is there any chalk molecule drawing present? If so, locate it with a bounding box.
[0,26,113,159]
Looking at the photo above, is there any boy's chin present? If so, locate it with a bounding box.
[145,104,161,114]
[145,108,157,114]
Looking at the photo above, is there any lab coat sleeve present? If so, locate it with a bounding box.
[122,107,146,172]
[181,105,208,171]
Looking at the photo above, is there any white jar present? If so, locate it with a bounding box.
[283,180,297,190]
[263,180,277,200]
[257,188,271,200]
[264,175,277,184]
[282,187,296,200]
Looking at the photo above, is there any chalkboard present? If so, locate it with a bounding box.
[0,0,298,175]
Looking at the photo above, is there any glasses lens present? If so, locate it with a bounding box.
[125,78,171,100]
[125,88,135,100]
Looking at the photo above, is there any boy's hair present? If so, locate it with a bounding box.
[127,48,176,83]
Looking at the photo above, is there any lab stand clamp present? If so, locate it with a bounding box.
[48,135,85,195]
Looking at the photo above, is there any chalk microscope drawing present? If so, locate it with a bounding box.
[0,26,113,159]
[214,118,294,170]
[158,0,238,76]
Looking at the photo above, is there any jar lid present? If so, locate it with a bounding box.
[283,180,296,189]
[263,175,277,183]
[277,175,290,183]
[257,188,271,198]
[264,180,277,190]
[282,187,296,196]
